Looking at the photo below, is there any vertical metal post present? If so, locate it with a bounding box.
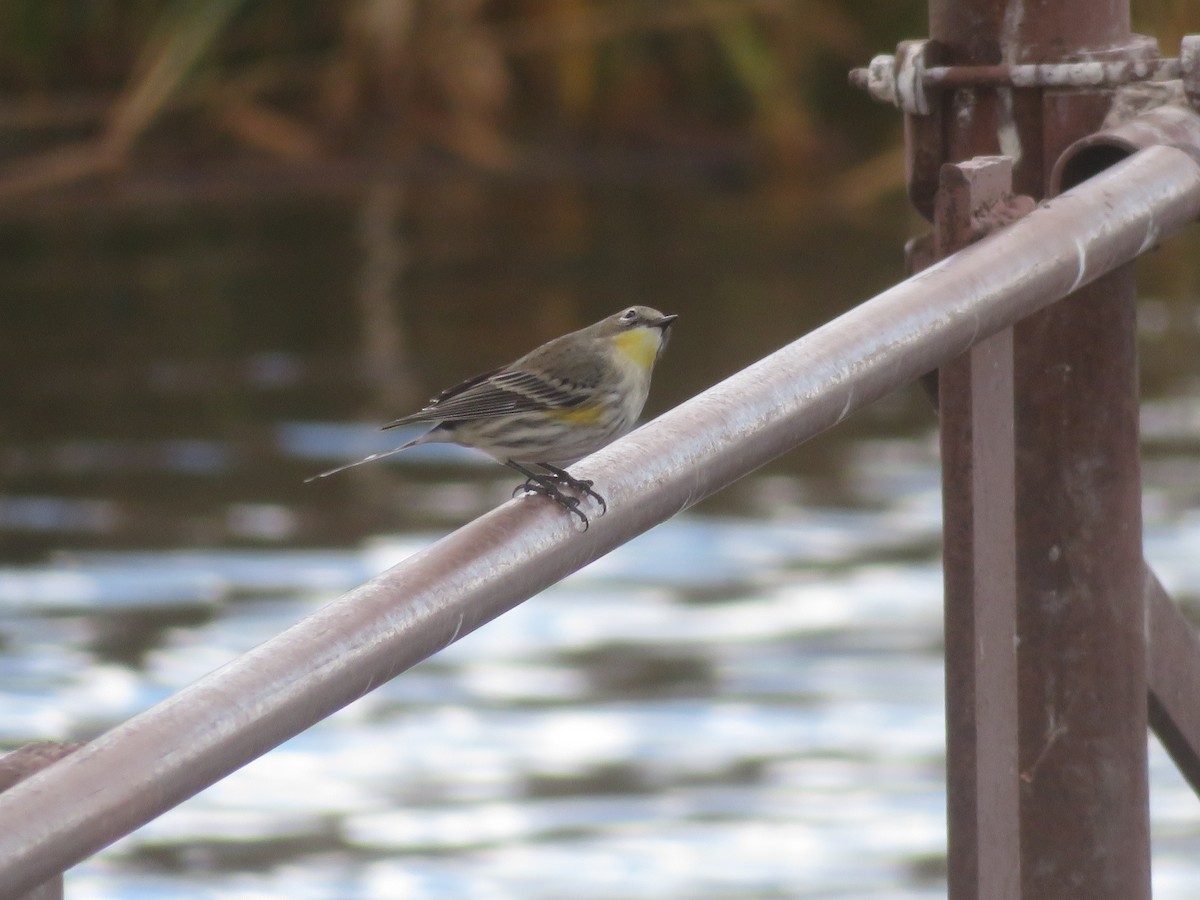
[0,743,81,900]
[1019,78,1150,896]
[929,0,1151,896]
[937,158,1022,900]
[1012,264,1149,897]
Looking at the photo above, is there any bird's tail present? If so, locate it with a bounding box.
[304,437,422,482]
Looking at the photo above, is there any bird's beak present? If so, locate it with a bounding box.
[654,313,679,331]
[653,313,678,355]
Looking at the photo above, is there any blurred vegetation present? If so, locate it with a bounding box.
[0,1,1195,201]
[0,0,916,200]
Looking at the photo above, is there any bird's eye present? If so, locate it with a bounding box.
[619,308,637,322]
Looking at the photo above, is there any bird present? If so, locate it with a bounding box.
[307,306,678,527]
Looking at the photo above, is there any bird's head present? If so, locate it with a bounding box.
[600,306,678,369]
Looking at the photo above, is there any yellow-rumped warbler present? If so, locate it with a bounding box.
[308,306,678,526]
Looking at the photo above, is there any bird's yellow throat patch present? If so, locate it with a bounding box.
[612,326,661,370]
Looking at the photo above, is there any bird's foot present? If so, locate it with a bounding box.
[515,478,590,530]
[536,464,608,515]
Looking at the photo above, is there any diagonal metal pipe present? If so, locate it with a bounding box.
[0,144,1199,896]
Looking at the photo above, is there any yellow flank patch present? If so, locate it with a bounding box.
[612,326,660,369]
[548,404,607,424]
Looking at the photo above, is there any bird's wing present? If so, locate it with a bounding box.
[382,369,591,429]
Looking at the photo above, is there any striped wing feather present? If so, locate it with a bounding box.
[382,369,591,429]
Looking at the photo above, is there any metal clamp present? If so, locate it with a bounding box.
[851,36,1200,117]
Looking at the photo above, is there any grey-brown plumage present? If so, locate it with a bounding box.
[308,306,677,527]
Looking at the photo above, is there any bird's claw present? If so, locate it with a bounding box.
[506,462,607,530]
[516,480,589,530]
[537,465,608,516]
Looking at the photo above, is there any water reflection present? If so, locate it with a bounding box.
[3,171,1200,897]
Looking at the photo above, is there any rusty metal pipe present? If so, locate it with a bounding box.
[0,145,1198,896]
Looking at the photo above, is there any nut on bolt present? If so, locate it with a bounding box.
[848,40,933,116]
